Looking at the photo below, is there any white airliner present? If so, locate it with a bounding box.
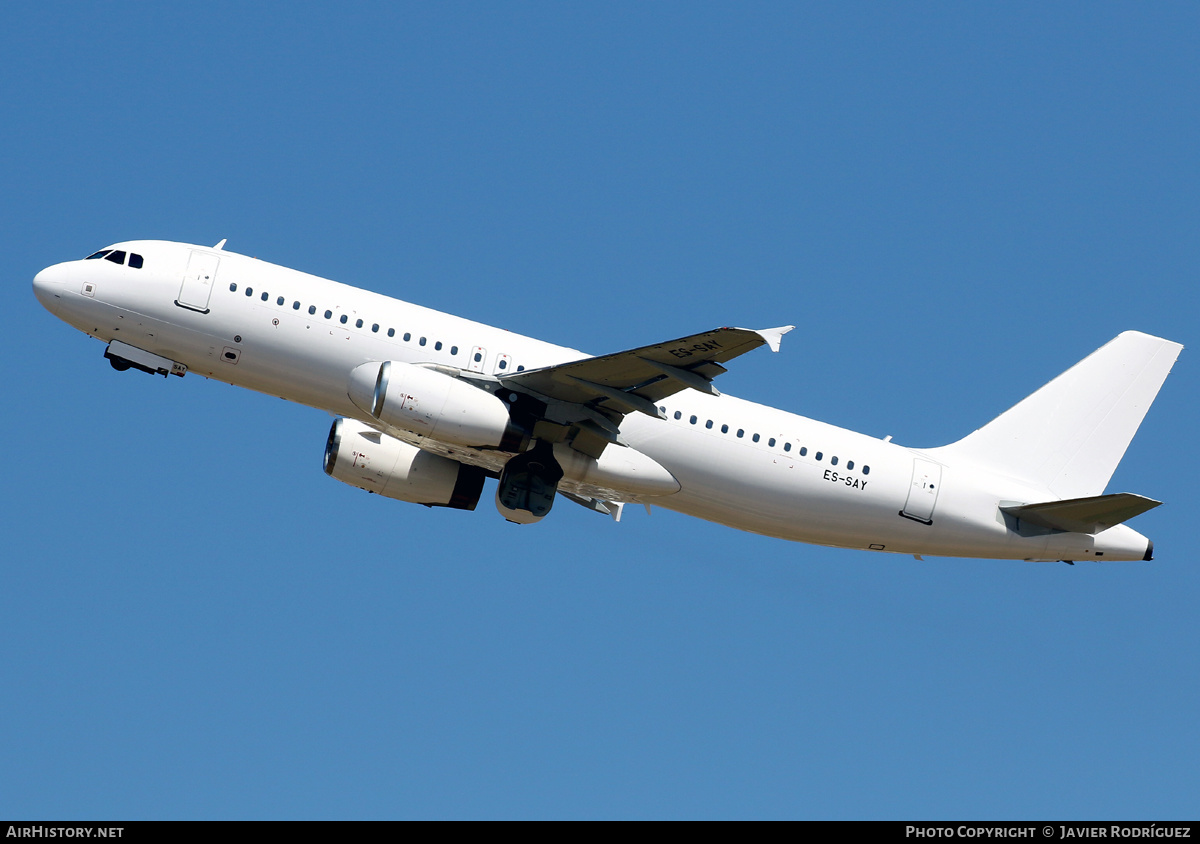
[33,240,1183,562]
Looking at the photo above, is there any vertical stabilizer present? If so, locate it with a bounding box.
[942,332,1182,499]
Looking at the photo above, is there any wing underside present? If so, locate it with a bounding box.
[495,325,793,457]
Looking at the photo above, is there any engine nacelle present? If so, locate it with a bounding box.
[323,417,485,510]
[348,360,528,451]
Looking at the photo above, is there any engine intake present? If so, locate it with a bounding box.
[323,418,485,510]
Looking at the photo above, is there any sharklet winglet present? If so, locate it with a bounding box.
[754,325,795,353]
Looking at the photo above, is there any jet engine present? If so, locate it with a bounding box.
[323,417,486,510]
[347,360,529,451]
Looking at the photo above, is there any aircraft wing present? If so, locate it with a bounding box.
[496,325,793,457]
[500,326,794,416]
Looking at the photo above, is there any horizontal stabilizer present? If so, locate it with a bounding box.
[1001,493,1161,535]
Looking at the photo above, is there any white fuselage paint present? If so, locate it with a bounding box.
[33,240,1155,561]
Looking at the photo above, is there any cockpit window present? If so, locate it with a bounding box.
[85,249,143,267]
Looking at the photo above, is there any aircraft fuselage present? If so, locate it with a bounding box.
[33,240,1172,562]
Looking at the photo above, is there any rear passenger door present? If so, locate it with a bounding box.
[901,458,942,524]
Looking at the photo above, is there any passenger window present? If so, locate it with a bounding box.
[277,296,285,306]
[246,287,253,297]
[340,314,348,324]
[737,429,744,438]
[86,250,111,260]
[705,420,713,429]
[404,333,411,342]
[498,359,507,369]
[815,452,823,461]
[752,433,760,442]
[324,310,332,319]
[129,253,144,269]
[720,424,728,433]
[388,328,395,337]
[261,292,269,301]
[516,366,525,371]
[435,341,442,351]
[420,337,427,346]
[371,323,379,333]
[309,305,316,315]
[847,461,854,470]
[451,346,458,355]
[863,466,870,475]
[784,442,792,452]
[293,301,301,310]
[105,250,126,265]
[674,411,682,420]
[229,283,237,292]
[831,456,838,466]
[356,319,363,328]
[799,447,807,456]
[690,415,698,425]
[473,351,481,361]
[769,438,776,447]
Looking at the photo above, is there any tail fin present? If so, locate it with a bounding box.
[940,331,1182,499]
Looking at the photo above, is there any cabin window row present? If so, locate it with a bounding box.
[660,406,870,474]
[226,282,524,371]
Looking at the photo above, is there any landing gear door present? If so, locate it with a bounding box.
[901,458,941,524]
[177,251,220,313]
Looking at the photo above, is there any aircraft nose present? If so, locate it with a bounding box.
[33,264,66,307]
[32,263,68,311]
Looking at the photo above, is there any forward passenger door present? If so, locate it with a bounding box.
[176,251,219,313]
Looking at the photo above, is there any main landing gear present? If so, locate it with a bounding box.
[495,441,564,525]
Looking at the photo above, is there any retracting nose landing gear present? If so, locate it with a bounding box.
[102,341,185,377]
[495,441,564,525]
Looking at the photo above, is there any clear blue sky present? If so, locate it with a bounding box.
[2,2,1196,819]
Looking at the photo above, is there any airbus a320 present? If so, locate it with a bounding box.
[33,240,1183,563]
